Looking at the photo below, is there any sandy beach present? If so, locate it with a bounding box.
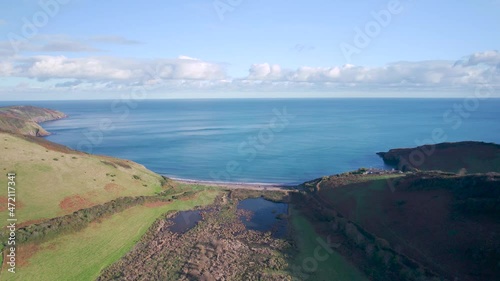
[171,178,295,191]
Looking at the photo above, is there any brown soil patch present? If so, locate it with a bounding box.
[59,195,94,213]
[0,196,9,212]
[0,196,24,212]
[104,183,126,194]
[88,213,114,229]
[16,243,40,267]
[88,221,101,229]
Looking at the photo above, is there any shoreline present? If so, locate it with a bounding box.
[169,177,296,191]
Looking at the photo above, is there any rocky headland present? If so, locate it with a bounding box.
[0,105,66,136]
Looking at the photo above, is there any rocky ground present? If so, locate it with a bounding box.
[97,192,293,281]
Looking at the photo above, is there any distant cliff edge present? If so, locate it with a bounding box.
[0,105,67,136]
[377,141,500,173]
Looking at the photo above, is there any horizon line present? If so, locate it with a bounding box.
[2,96,500,102]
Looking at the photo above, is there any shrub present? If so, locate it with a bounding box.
[1,194,173,245]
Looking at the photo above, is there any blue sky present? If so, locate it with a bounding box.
[0,0,499,100]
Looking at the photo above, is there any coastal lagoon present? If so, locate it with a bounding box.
[2,99,500,184]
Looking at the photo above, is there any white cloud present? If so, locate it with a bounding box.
[0,62,14,76]
[459,50,500,66]
[248,63,284,80]
[0,51,498,95]
[8,55,226,83]
[178,55,199,60]
[171,59,225,80]
[24,56,133,81]
[244,52,499,90]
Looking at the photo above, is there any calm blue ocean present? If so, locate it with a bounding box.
[2,99,499,184]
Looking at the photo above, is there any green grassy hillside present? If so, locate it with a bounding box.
[306,172,500,281]
[0,189,219,281]
[0,130,221,280]
[0,132,165,228]
[290,207,368,281]
[0,106,223,280]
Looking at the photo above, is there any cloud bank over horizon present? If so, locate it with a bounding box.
[0,34,499,98]
[0,49,498,98]
[0,1,498,99]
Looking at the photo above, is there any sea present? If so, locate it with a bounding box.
[2,98,500,185]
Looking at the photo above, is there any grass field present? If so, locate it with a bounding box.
[315,174,500,280]
[0,132,165,227]
[289,207,368,281]
[0,189,219,281]
[320,178,391,223]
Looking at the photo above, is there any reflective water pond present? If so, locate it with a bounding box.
[168,210,202,233]
[237,197,288,238]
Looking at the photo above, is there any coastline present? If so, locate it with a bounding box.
[169,177,295,191]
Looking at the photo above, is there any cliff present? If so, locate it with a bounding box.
[0,105,67,136]
[377,141,500,173]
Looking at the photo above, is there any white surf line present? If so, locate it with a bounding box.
[167,177,295,191]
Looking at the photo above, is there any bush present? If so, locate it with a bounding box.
[1,194,172,245]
